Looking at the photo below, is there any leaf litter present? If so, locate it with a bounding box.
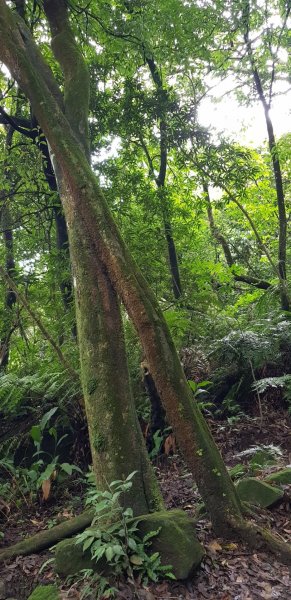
[0,409,290,599]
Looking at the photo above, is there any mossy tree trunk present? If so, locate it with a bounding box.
[23,0,162,516]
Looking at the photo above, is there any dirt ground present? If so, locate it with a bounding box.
[1,409,290,599]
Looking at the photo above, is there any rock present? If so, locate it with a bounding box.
[27,585,60,600]
[0,580,5,600]
[55,537,97,577]
[137,510,204,579]
[264,468,291,485]
[236,478,284,508]
[55,509,204,580]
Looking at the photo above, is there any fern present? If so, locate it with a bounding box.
[0,370,81,415]
[252,375,291,404]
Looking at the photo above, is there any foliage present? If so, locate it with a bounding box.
[0,369,81,416]
[76,472,174,591]
[0,407,81,507]
[188,380,215,413]
[253,375,291,413]
[148,426,173,460]
[207,317,291,414]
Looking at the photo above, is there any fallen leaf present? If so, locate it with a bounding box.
[42,478,51,501]
[224,542,238,551]
[208,540,222,552]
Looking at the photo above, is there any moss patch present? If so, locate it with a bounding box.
[87,378,98,395]
[264,468,291,485]
[55,509,204,580]
[27,585,60,600]
[93,432,106,452]
[236,478,283,508]
[137,509,204,579]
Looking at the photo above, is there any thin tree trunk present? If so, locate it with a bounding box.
[146,56,182,300]
[0,106,75,316]
[204,183,271,290]
[0,126,17,368]
[242,3,289,310]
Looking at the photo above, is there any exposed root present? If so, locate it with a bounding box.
[0,510,93,563]
[229,518,291,566]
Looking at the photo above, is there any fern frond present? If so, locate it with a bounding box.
[252,375,291,395]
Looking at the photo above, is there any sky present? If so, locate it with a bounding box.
[198,76,291,147]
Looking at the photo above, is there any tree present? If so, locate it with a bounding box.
[0,0,291,563]
[210,0,290,309]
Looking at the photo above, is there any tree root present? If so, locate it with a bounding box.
[0,510,94,563]
[1,509,291,570]
[229,518,291,566]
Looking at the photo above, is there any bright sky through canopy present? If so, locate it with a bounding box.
[199,76,291,146]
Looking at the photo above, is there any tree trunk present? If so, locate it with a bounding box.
[204,183,271,290]
[146,56,182,300]
[42,0,162,515]
[0,126,17,369]
[242,6,289,310]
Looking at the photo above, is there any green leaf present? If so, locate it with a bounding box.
[130,554,143,565]
[30,425,42,444]
[40,406,58,431]
[83,536,95,551]
[127,538,137,551]
[125,470,138,481]
[105,546,115,561]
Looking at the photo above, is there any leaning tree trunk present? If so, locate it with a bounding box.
[3,3,291,562]
[44,0,162,516]
[2,0,162,516]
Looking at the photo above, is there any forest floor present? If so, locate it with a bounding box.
[1,408,291,600]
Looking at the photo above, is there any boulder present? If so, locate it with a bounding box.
[264,468,291,485]
[137,510,204,580]
[55,509,204,580]
[236,478,283,508]
[27,585,60,600]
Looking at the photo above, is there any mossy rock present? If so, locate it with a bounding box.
[55,509,204,580]
[27,585,60,600]
[136,509,204,579]
[236,478,283,508]
[264,468,291,485]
